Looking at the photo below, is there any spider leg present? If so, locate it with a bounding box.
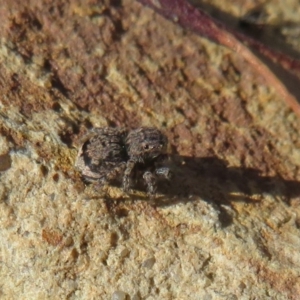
[123,160,135,192]
[105,162,126,182]
[95,162,126,189]
[143,171,157,198]
[155,167,172,180]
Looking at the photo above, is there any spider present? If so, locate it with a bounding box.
[75,126,171,198]
[75,127,128,184]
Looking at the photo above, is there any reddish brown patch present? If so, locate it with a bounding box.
[0,124,25,148]
[0,67,54,118]
[42,228,63,246]
[255,262,300,300]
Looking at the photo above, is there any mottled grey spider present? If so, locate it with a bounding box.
[75,126,171,197]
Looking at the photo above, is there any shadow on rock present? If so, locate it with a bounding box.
[155,155,300,208]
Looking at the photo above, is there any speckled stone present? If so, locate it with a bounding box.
[0,0,300,299]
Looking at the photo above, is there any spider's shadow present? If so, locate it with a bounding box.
[154,155,300,207]
[102,155,300,227]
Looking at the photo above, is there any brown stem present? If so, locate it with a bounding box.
[138,0,300,117]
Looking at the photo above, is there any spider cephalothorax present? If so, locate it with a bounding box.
[125,127,168,163]
[123,127,170,195]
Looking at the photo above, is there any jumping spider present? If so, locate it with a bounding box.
[75,126,171,197]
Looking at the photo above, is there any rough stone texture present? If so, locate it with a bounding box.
[0,0,300,299]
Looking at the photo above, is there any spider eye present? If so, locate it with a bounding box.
[143,144,149,150]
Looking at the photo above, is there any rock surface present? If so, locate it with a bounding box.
[0,0,300,299]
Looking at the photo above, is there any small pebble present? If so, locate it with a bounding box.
[112,290,127,300]
[0,153,12,171]
[142,257,156,269]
